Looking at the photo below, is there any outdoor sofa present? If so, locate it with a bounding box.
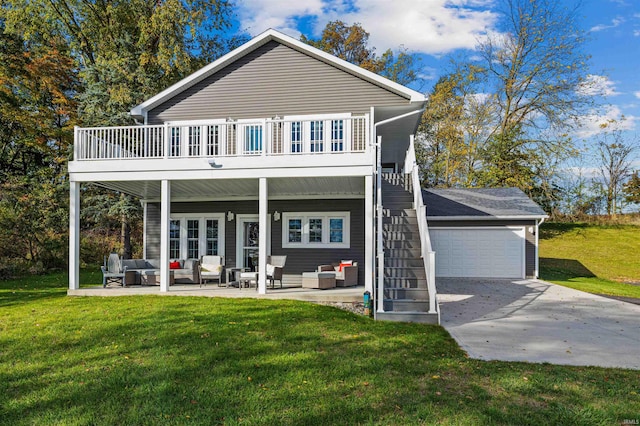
[120,259,200,285]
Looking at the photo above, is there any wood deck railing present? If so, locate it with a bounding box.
[74,115,369,161]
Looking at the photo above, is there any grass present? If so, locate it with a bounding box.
[1,271,640,425]
[539,222,640,299]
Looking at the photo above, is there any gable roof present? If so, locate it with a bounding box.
[423,187,548,220]
[131,29,426,120]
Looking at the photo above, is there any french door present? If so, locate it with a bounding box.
[236,215,271,270]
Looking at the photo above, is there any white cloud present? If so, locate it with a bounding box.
[634,30,640,37]
[635,91,640,99]
[577,75,620,97]
[590,17,624,32]
[236,0,498,55]
[575,105,637,138]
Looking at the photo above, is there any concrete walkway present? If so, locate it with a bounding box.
[437,278,640,370]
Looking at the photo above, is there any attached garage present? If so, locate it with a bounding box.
[423,188,547,279]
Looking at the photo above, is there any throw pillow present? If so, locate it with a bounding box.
[169,261,181,270]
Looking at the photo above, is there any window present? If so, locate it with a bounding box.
[309,218,323,243]
[188,126,201,156]
[290,121,301,153]
[329,218,344,243]
[244,124,263,154]
[310,121,323,152]
[168,214,225,259]
[282,212,350,248]
[207,125,221,156]
[287,218,302,243]
[206,219,219,255]
[169,220,181,259]
[170,127,181,157]
[187,219,199,259]
[331,120,344,152]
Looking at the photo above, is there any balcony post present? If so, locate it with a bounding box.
[160,179,171,292]
[364,174,373,294]
[258,177,268,294]
[69,181,80,290]
[163,123,169,159]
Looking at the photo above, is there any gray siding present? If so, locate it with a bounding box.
[145,198,365,285]
[428,220,538,278]
[148,41,409,123]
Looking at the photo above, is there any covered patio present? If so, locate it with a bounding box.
[68,281,364,303]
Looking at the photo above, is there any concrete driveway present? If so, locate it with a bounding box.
[437,278,640,370]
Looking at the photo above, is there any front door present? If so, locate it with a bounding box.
[236,215,271,270]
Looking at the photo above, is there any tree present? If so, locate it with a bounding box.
[0,23,78,271]
[1,0,244,266]
[418,64,493,187]
[416,0,592,213]
[596,131,636,215]
[478,0,592,139]
[301,21,422,87]
[623,171,640,208]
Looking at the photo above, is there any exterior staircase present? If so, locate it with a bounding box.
[376,173,438,324]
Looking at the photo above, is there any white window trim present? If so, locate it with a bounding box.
[169,213,225,260]
[282,212,350,249]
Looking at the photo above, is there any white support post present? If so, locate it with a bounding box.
[376,135,384,313]
[258,177,268,294]
[160,180,171,292]
[364,174,374,294]
[69,181,80,290]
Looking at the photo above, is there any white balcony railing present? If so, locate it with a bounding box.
[74,115,369,161]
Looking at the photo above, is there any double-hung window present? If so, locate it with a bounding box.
[310,121,323,152]
[188,126,201,156]
[330,120,344,152]
[282,212,349,248]
[290,121,302,153]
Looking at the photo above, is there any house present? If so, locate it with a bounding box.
[67,29,545,324]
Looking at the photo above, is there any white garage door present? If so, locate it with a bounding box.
[430,227,525,278]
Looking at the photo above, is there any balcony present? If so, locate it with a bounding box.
[74,115,369,161]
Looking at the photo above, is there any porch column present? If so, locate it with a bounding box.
[69,181,80,290]
[160,180,171,292]
[364,174,373,293]
[258,177,268,294]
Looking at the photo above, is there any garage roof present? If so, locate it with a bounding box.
[423,187,548,220]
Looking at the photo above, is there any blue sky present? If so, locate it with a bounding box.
[231,0,640,169]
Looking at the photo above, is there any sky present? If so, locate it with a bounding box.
[230,0,640,169]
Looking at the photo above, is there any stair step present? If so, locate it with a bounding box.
[382,230,420,241]
[382,223,419,232]
[384,266,426,277]
[383,299,430,312]
[382,209,416,217]
[376,311,439,324]
[384,287,430,299]
[383,240,422,249]
[384,258,425,268]
[384,277,428,288]
[382,216,419,225]
[385,248,422,258]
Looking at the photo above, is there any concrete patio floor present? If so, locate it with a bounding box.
[68,283,364,303]
[437,278,640,370]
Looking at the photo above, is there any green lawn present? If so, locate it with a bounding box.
[1,271,639,425]
[540,223,640,299]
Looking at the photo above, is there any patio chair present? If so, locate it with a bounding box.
[101,253,128,288]
[266,255,287,288]
[199,255,224,287]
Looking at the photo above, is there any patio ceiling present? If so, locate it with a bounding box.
[94,176,365,201]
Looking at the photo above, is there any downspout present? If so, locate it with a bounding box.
[535,217,546,279]
[373,108,425,314]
